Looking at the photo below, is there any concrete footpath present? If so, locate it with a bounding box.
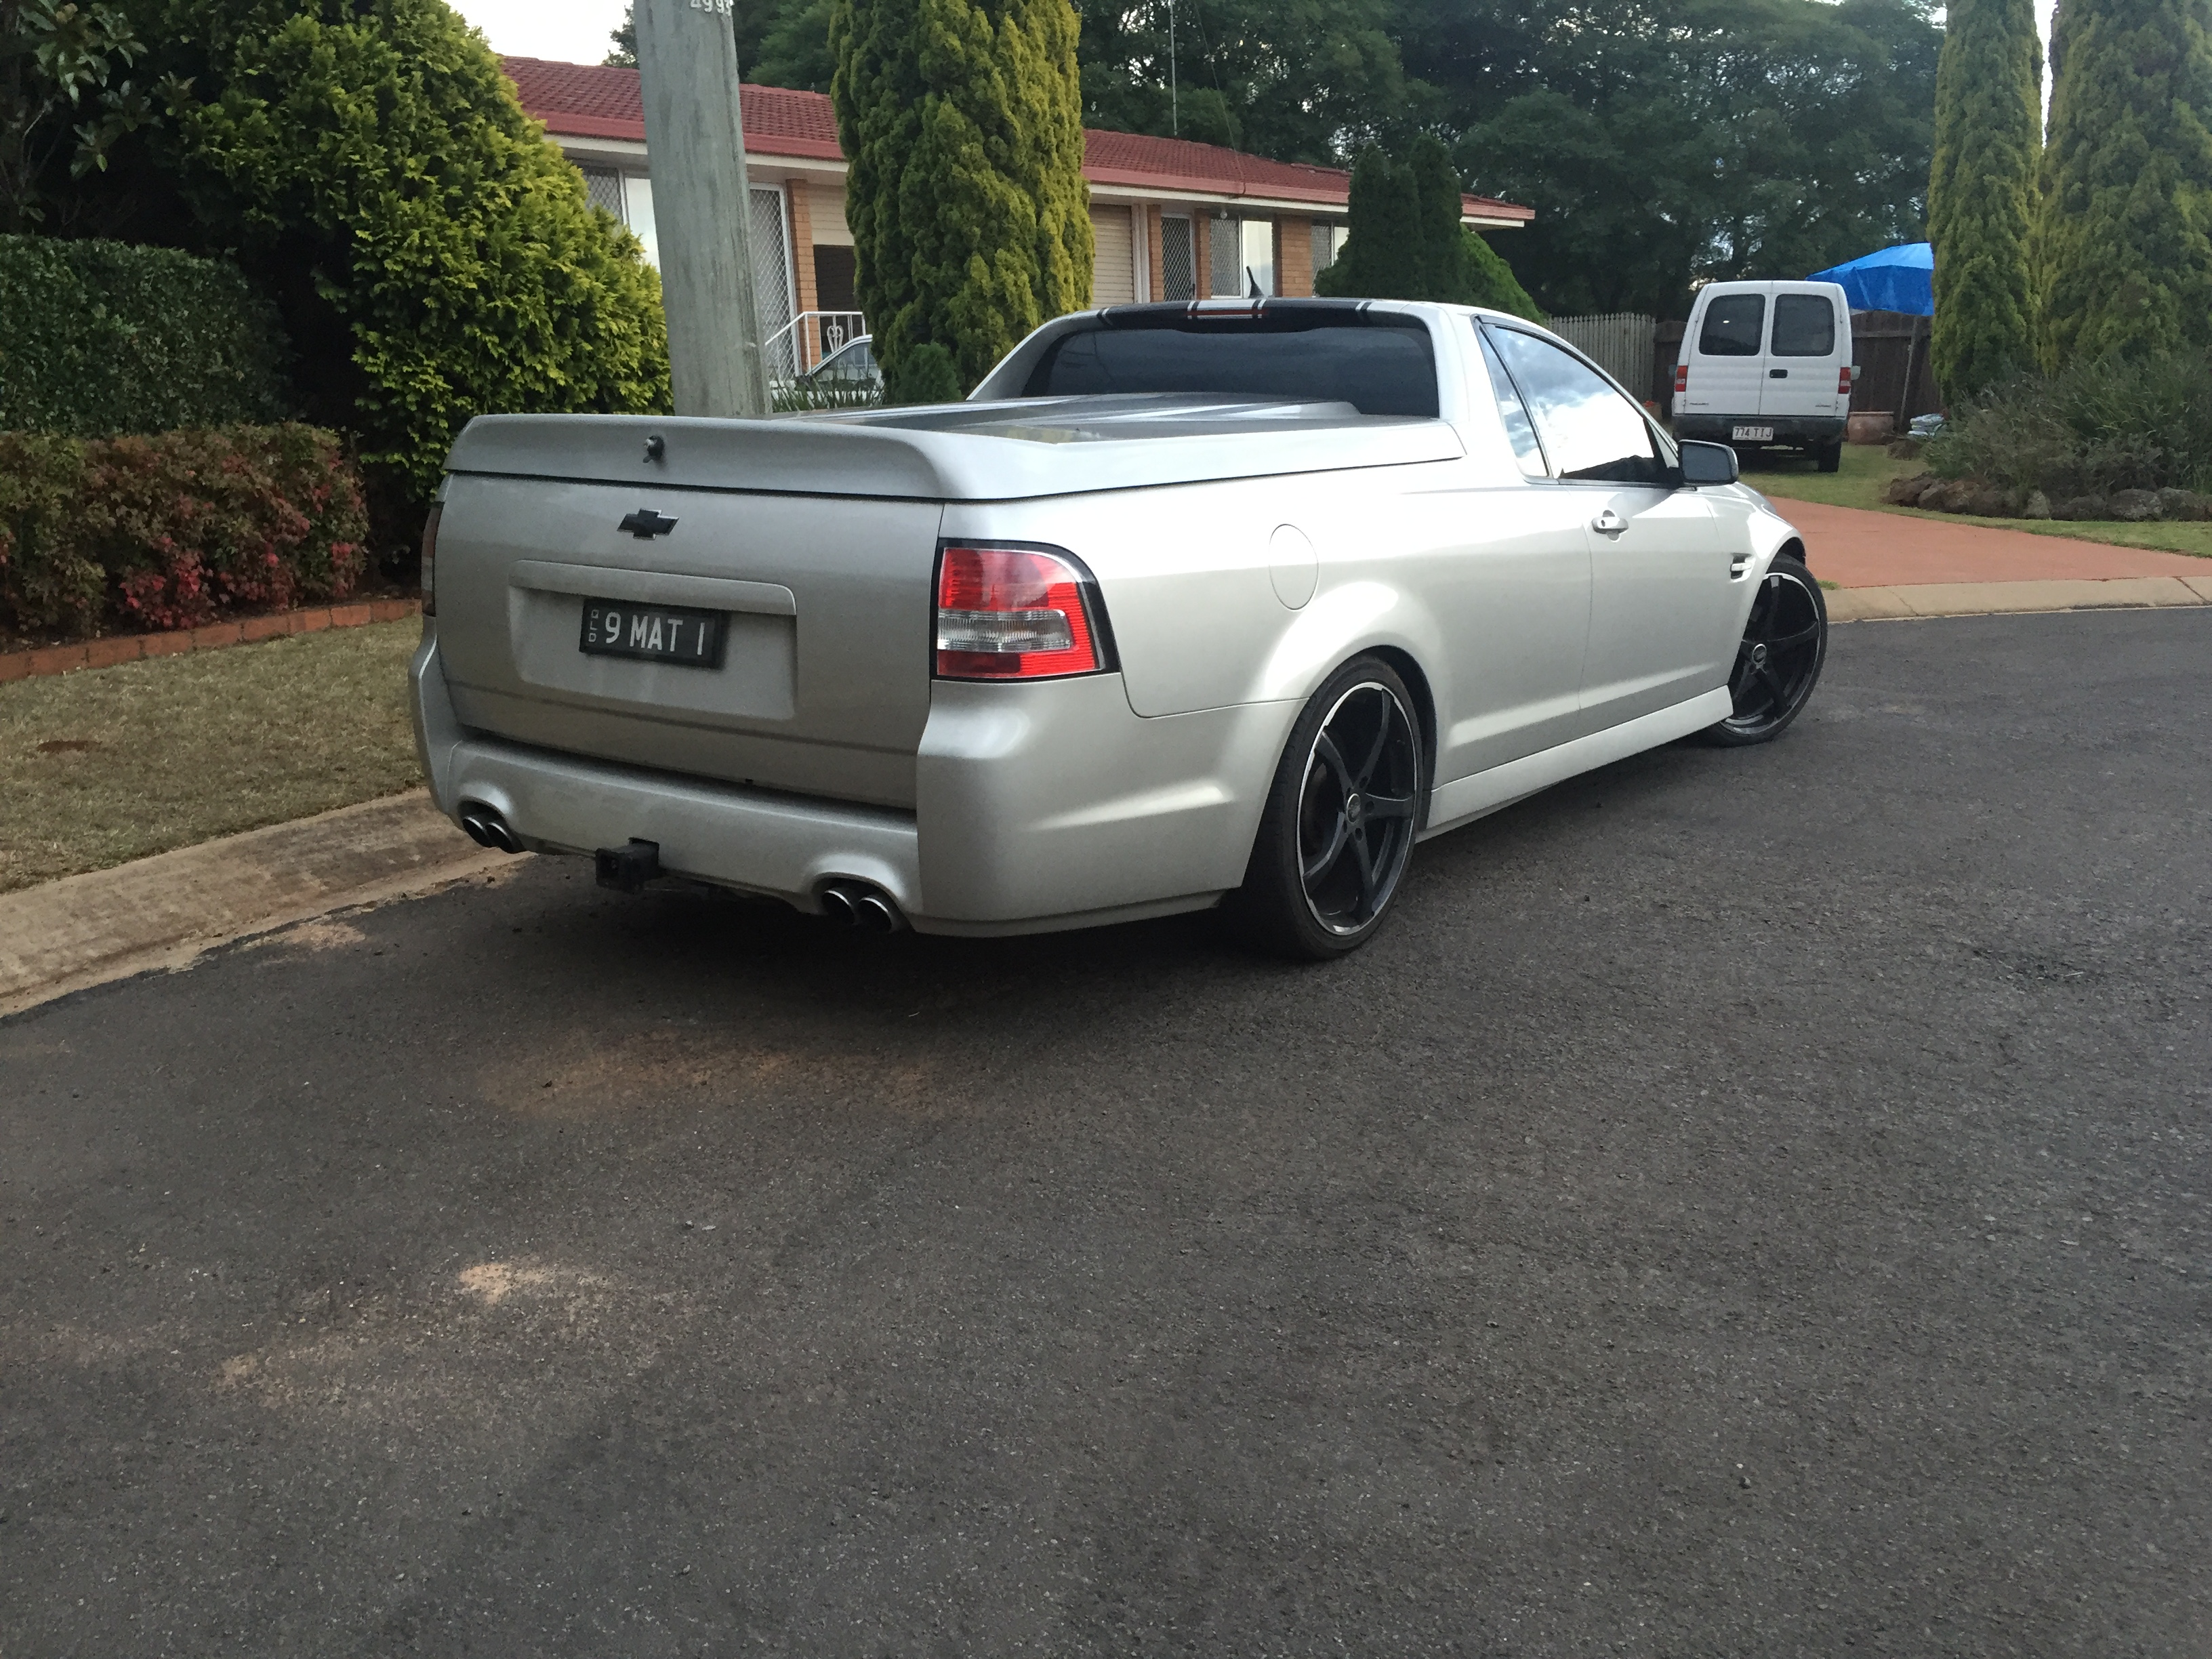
[0,791,508,1017]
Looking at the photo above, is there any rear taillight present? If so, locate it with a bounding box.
[1674,363,1689,393]
[419,503,442,617]
[1837,366,1854,394]
[935,544,1105,680]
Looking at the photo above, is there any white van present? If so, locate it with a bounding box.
[1673,281,1855,472]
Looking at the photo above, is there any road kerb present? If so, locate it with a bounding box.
[0,790,513,1019]
[1828,576,2209,622]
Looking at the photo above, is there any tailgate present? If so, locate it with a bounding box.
[434,476,944,809]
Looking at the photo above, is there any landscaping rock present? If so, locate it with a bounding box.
[2054,495,2110,520]
[1965,485,2016,516]
[2108,488,2162,522]
[2154,487,2211,521]
[2023,490,2053,520]
[1883,472,1936,506]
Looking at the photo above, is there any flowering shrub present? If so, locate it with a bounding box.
[0,424,367,639]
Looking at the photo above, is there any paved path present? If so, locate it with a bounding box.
[5,609,2208,1657]
[1771,497,2212,587]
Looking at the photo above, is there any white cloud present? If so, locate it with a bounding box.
[449,0,627,65]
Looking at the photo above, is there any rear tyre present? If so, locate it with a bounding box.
[1229,657,1425,960]
[1816,441,1844,473]
[1701,554,1827,747]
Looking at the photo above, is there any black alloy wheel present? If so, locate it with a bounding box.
[1233,656,1425,958]
[1704,553,1828,746]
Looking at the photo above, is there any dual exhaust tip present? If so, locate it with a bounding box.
[819,880,906,933]
[462,804,903,930]
[459,802,523,855]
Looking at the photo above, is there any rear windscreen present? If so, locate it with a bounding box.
[1771,293,1838,356]
[1020,315,1439,417]
[1698,295,1766,356]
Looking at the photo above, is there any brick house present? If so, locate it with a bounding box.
[501,57,1532,375]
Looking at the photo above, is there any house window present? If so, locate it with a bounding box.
[1210,214,1242,297]
[749,184,796,374]
[579,166,626,220]
[1240,220,1275,298]
[1160,215,1195,302]
[1312,223,1343,284]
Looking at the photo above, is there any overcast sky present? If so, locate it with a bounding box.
[452,0,626,64]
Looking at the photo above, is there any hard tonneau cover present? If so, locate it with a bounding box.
[443,396,1462,503]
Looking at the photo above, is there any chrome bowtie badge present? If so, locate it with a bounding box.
[619,508,679,539]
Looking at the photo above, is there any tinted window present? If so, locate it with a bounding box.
[1486,327,1667,485]
[1698,293,1766,357]
[1477,329,1547,478]
[1022,314,1439,417]
[1771,293,1838,357]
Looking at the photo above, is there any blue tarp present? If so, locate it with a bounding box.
[1808,242,1933,316]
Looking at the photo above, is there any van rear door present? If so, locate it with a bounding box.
[1678,283,1769,426]
[1759,285,1849,419]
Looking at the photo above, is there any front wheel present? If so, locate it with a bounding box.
[1702,554,1827,746]
[1229,657,1425,959]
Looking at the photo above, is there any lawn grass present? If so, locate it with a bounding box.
[0,618,424,894]
[1748,443,2212,558]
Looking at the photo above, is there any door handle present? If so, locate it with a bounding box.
[1592,508,1629,536]
[1769,368,1788,378]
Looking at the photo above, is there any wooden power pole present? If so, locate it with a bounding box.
[634,0,772,418]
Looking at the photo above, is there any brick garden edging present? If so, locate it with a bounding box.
[0,597,420,685]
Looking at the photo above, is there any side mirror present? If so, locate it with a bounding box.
[1679,440,1739,486]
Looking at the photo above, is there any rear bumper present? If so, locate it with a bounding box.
[412,626,1292,936]
[1675,414,1847,447]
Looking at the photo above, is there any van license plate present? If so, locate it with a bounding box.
[579,601,727,668]
[1732,425,1775,442]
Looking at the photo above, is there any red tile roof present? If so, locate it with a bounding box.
[501,58,1532,223]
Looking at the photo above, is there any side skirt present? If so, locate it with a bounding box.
[1418,687,1732,842]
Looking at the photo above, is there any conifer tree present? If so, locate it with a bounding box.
[830,0,1090,393]
[1927,0,2042,398]
[2036,0,2212,366]
[1315,147,1421,300]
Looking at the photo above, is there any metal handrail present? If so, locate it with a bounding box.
[764,310,867,379]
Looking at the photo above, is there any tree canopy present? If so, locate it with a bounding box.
[730,0,1942,319]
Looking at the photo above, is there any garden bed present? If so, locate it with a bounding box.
[1749,446,2212,560]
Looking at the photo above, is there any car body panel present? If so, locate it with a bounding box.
[416,301,1813,935]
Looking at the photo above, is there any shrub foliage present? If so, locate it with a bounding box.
[131,0,670,503]
[832,0,1093,393]
[1925,354,2212,497]
[0,233,291,436]
[0,423,367,638]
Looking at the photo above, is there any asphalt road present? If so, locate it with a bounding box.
[4,609,2209,1658]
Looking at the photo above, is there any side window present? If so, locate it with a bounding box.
[1477,328,1547,479]
[1771,294,1838,357]
[1486,327,1669,485]
[1698,294,1766,357]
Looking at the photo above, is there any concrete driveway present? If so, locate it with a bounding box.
[4,609,2207,1657]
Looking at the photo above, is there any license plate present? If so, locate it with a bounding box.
[579,600,727,668]
[1732,425,1775,442]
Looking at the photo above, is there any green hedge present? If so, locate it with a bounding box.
[0,237,292,438]
[0,424,367,639]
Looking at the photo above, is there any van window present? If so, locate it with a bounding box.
[1486,325,1669,485]
[1771,294,1838,357]
[1698,294,1766,357]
